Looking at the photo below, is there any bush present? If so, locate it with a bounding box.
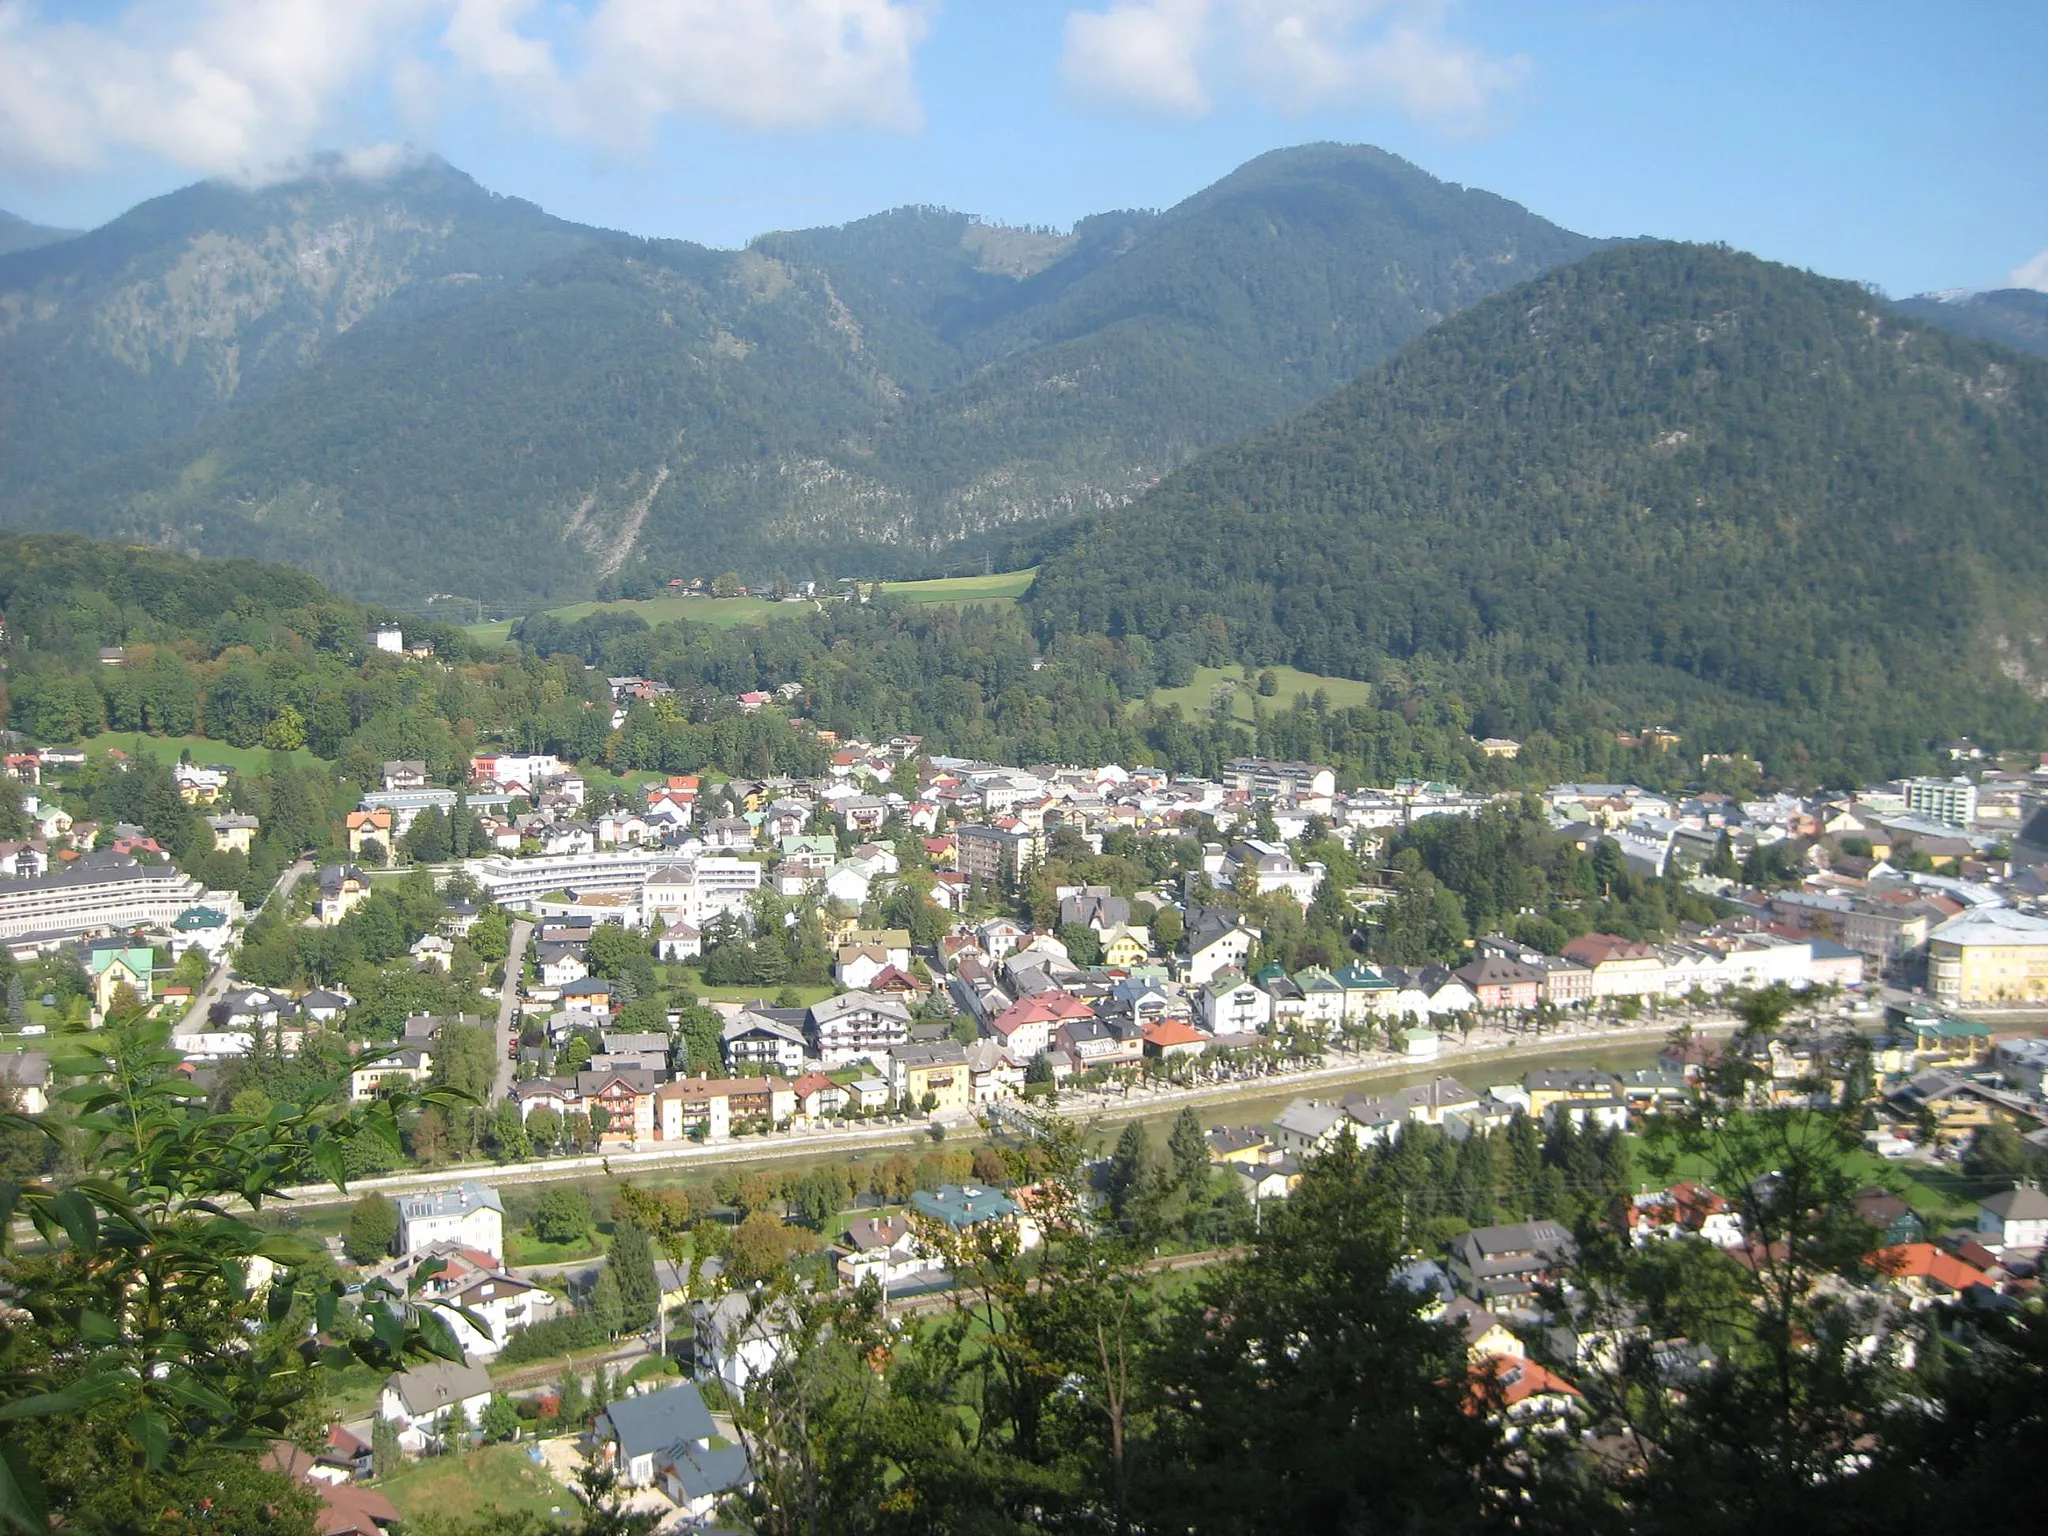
[344,1193,399,1264]
[496,1312,602,1365]
[531,1187,597,1245]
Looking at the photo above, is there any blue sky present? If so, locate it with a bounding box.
[1,1,2042,296]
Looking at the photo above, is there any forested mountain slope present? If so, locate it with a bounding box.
[0,158,604,498]
[2,145,1596,604]
[1027,242,2048,776]
[1894,287,2048,360]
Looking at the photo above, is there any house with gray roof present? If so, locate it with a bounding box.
[594,1382,751,1518]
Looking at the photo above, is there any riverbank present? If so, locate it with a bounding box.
[274,1016,1738,1210]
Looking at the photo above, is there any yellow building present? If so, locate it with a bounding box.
[893,1042,972,1115]
[1099,924,1152,968]
[1927,908,2048,1006]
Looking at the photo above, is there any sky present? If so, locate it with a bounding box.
[0,1,2042,298]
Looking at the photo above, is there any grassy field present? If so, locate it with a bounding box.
[880,569,1036,607]
[1144,665,1378,722]
[466,570,1037,643]
[467,593,810,640]
[53,732,334,775]
[377,1443,571,1525]
[504,1230,606,1267]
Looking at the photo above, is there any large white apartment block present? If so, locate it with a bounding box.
[1904,777,1978,827]
[0,855,227,940]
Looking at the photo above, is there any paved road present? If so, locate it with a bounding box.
[180,858,312,1029]
[494,917,534,1102]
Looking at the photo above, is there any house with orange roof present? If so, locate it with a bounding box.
[1469,1353,1581,1437]
[1142,1017,1209,1060]
[1873,1242,1991,1304]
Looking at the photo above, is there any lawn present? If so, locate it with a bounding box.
[376,1443,572,1525]
[663,967,838,1007]
[1662,1143,1979,1227]
[466,593,809,640]
[504,1230,606,1267]
[51,731,334,775]
[881,569,1037,607]
[1142,665,1378,722]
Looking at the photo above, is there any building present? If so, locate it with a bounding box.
[1222,758,1337,801]
[1220,839,1322,905]
[378,1358,492,1454]
[723,1008,810,1075]
[1905,776,1978,828]
[808,991,913,1067]
[1976,1184,2048,1250]
[394,1181,504,1261]
[1449,1220,1578,1311]
[640,856,764,928]
[345,808,394,858]
[315,864,371,926]
[1185,907,1260,985]
[956,824,1034,892]
[891,1040,972,1114]
[1926,907,2048,1005]
[87,943,153,1015]
[593,1384,750,1519]
[205,812,258,855]
[655,1075,796,1141]
[0,854,214,940]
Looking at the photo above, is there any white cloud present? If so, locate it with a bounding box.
[0,0,931,181]
[2010,246,2048,293]
[0,0,433,178]
[1061,0,1527,132]
[1062,0,1211,118]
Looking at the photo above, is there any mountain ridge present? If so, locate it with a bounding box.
[0,144,1600,603]
[0,209,80,257]
[1894,286,2048,360]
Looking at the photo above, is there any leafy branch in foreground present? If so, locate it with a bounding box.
[0,1015,476,1533]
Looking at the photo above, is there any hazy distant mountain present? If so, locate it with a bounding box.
[1893,287,2048,360]
[1028,242,2048,778]
[1,144,1598,604]
[0,157,603,497]
[0,209,80,256]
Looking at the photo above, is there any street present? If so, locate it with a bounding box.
[494,917,534,1102]
[179,858,312,1030]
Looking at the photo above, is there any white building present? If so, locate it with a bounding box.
[394,1181,504,1261]
[640,856,765,928]
[378,1359,492,1454]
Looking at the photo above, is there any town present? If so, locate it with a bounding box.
[4,716,2046,1529]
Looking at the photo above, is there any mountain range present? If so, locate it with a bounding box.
[0,145,1598,604]
[0,209,79,257]
[1893,287,2048,360]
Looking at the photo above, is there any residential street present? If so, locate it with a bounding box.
[494,917,533,1102]
[179,858,311,1029]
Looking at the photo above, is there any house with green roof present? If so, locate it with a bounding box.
[88,943,153,1016]
[1334,961,1395,1022]
[911,1183,1021,1231]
